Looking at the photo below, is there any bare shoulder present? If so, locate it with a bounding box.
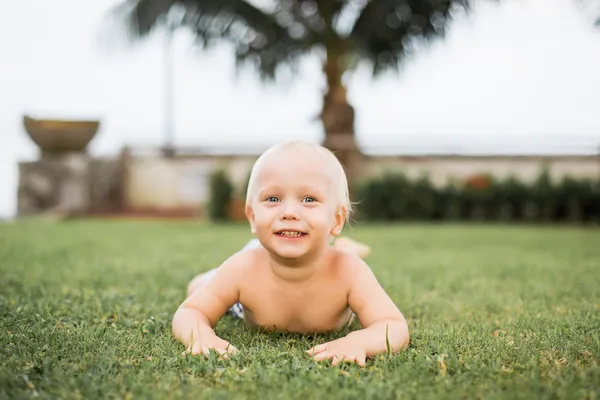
[328,248,374,282]
[217,247,262,278]
[215,247,274,289]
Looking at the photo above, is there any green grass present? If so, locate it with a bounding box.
[1,220,599,399]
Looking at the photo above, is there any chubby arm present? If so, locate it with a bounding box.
[172,252,245,356]
[308,255,409,366]
[345,258,409,357]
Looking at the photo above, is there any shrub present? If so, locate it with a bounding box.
[462,174,496,221]
[207,169,234,221]
[411,174,437,220]
[243,170,252,200]
[354,169,600,224]
[530,167,557,222]
[438,179,464,221]
[557,175,596,223]
[495,176,528,221]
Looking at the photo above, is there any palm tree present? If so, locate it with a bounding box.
[105,0,470,179]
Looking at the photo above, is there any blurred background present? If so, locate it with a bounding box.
[2,0,600,222]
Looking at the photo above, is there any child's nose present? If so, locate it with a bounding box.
[280,202,300,220]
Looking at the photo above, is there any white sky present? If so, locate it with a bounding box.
[1,0,600,218]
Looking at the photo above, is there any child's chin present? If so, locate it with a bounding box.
[279,250,305,258]
[273,247,308,260]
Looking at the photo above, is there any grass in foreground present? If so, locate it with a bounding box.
[0,220,599,399]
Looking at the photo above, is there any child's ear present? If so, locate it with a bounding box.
[330,206,347,237]
[245,203,257,235]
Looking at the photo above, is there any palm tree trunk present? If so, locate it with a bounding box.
[320,52,363,182]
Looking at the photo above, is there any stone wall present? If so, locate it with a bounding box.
[88,155,125,213]
[17,153,123,216]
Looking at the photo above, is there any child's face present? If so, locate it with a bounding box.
[245,150,346,261]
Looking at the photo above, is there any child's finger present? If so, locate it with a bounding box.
[312,351,333,362]
[214,345,239,359]
[331,353,345,367]
[213,347,233,358]
[307,343,328,355]
[342,354,357,364]
[357,356,366,367]
[217,349,230,359]
[225,343,238,355]
[188,343,204,355]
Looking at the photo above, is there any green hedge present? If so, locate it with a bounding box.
[354,170,600,223]
[207,169,234,221]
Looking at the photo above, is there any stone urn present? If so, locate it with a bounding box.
[23,115,100,155]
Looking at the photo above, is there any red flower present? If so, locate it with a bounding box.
[465,175,491,190]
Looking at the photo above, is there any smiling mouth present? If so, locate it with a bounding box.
[276,230,307,238]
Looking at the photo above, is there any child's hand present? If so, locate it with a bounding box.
[183,334,238,359]
[306,334,366,367]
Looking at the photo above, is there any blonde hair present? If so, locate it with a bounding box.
[245,141,353,222]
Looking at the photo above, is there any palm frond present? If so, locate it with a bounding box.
[271,0,348,29]
[349,0,469,75]
[104,0,315,80]
[104,0,473,79]
[181,0,313,80]
[105,0,175,40]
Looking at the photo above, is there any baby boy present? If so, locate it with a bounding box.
[172,141,409,366]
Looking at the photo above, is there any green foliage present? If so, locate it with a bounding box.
[243,170,252,201]
[355,169,600,223]
[439,179,464,221]
[355,172,437,221]
[108,0,468,80]
[411,174,438,220]
[1,221,599,398]
[207,169,234,221]
[496,176,528,221]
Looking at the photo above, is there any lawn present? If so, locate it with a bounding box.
[0,220,599,399]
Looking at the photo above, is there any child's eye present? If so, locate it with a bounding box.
[266,196,280,202]
[302,197,317,203]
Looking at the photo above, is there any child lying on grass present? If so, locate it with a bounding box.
[173,141,409,366]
